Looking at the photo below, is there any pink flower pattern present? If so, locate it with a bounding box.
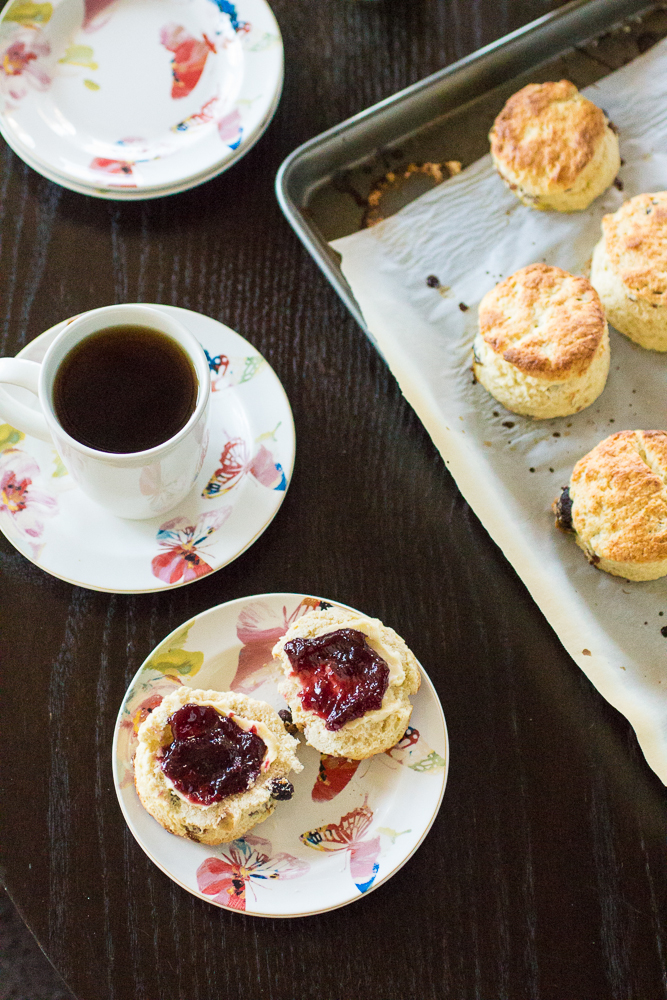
[0,449,57,553]
[196,834,309,911]
[0,34,51,103]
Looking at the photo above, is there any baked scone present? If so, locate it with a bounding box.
[590,192,667,350]
[490,80,620,212]
[553,430,667,581]
[134,687,302,844]
[272,608,421,760]
[472,264,609,418]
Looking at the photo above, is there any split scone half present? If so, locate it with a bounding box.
[473,264,609,418]
[590,192,667,351]
[553,430,667,581]
[134,687,302,844]
[272,608,421,760]
[490,80,620,212]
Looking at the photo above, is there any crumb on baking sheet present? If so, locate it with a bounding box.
[363,161,462,228]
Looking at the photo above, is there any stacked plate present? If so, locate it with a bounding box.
[0,0,283,199]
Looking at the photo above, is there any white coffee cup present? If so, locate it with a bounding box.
[0,304,210,519]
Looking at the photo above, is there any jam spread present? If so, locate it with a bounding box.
[283,628,389,731]
[160,704,267,805]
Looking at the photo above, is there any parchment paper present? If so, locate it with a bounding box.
[331,40,667,783]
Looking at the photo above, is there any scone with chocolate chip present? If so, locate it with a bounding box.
[134,687,302,844]
[553,430,667,580]
[272,608,421,760]
[473,264,609,418]
[490,80,620,212]
[590,192,667,350]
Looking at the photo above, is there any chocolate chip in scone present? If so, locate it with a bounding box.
[553,486,574,532]
[268,778,294,801]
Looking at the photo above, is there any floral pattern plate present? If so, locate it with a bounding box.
[0,305,294,592]
[0,0,282,198]
[112,593,449,917]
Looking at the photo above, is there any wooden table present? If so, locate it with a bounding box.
[1,2,666,998]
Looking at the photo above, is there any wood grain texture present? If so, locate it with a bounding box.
[1,2,666,998]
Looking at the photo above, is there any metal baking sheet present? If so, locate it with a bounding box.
[276,0,666,335]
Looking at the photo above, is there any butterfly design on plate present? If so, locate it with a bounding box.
[202,437,286,498]
[160,25,216,100]
[210,0,250,34]
[204,348,229,378]
[229,597,330,694]
[384,726,446,772]
[203,349,263,391]
[311,754,361,802]
[300,798,380,894]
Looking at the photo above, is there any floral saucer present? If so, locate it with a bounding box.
[0,306,294,592]
[112,593,449,917]
[0,0,282,198]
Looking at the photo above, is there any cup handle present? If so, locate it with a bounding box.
[0,359,51,442]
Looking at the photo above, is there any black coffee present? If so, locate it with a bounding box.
[53,325,198,453]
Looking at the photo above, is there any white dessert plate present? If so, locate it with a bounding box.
[0,305,294,592]
[0,0,283,198]
[112,593,449,917]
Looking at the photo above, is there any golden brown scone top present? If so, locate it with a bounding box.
[570,431,667,564]
[601,192,667,305]
[490,81,608,189]
[478,264,606,378]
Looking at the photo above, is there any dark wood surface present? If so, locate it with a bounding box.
[1,2,666,998]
